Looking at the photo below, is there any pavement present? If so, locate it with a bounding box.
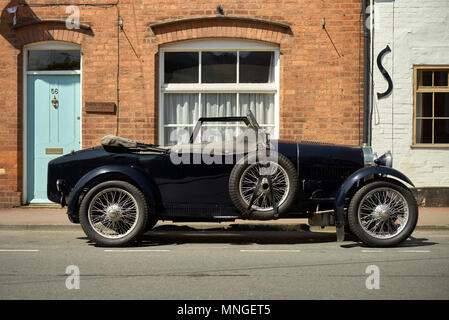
[0,206,448,231]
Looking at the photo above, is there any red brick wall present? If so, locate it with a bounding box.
[0,0,363,207]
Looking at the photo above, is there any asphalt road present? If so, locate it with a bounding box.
[0,228,448,300]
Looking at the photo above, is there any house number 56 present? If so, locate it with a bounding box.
[51,88,59,94]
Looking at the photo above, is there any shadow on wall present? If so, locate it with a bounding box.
[1,0,40,49]
[0,0,94,49]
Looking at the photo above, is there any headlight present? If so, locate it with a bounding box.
[362,146,378,166]
[374,151,393,167]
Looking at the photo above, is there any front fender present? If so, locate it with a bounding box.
[333,166,414,231]
[67,165,155,218]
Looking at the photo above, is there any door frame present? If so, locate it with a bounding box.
[22,41,83,204]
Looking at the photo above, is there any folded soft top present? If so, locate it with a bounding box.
[101,135,138,148]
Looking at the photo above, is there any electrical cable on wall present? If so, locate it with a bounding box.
[376,45,393,99]
[116,4,121,136]
[358,8,363,145]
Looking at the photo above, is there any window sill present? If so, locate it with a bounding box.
[161,83,277,93]
[411,144,449,149]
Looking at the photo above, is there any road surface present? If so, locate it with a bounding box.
[0,228,448,300]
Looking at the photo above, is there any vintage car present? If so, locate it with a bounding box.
[47,112,418,247]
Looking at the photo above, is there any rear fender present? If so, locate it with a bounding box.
[333,166,414,239]
[67,165,156,218]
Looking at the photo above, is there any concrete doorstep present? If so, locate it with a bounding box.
[0,206,448,232]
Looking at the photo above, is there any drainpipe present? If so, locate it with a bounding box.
[362,0,372,146]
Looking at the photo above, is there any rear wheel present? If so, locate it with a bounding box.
[79,180,149,247]
[348,181,418,247]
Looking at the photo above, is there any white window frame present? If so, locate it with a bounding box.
[159,39,280,145]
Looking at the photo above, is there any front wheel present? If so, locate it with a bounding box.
[79,180,149,247]
[348,181,418,247]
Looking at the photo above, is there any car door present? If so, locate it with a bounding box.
[156,142,235,206]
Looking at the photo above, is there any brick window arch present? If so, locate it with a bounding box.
[12,20,92,47]
[149,16,291,46]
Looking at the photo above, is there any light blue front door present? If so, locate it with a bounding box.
[26,75,80,203]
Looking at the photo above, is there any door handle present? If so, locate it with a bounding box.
[51,96,58,108]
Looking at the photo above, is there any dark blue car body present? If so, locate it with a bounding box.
[47,113,418,247]
[47,138,411,231]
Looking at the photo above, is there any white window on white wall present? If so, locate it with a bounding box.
[159,39,280,145]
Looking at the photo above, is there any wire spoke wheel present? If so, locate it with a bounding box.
[357,187,409,240]
[88,188,139,239]
[239,161,290,211]
[229,151,297,220]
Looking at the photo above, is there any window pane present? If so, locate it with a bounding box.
[435,120,449,143]
[164,127,192,145]
[240,93,275,125]
[416,93,433,117]
[418,70,433,86]
[201,52,237,83]
[28,50,80,71]
[164,93,199,125]
[416,119,433,144]
[434,93,449,117]
[199,123,245,143]
[199,94,238,142]
[434,71,448,86]
[164,52,199,83]
[239,51,274,83]
[201,93,237,117]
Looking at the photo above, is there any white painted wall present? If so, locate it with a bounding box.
[372,0,449,187]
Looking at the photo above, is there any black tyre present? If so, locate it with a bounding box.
[229,150,298,220]
[348,180,418,247]
[79,180,149,247]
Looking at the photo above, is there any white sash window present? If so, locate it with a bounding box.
[159,39,280,145]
